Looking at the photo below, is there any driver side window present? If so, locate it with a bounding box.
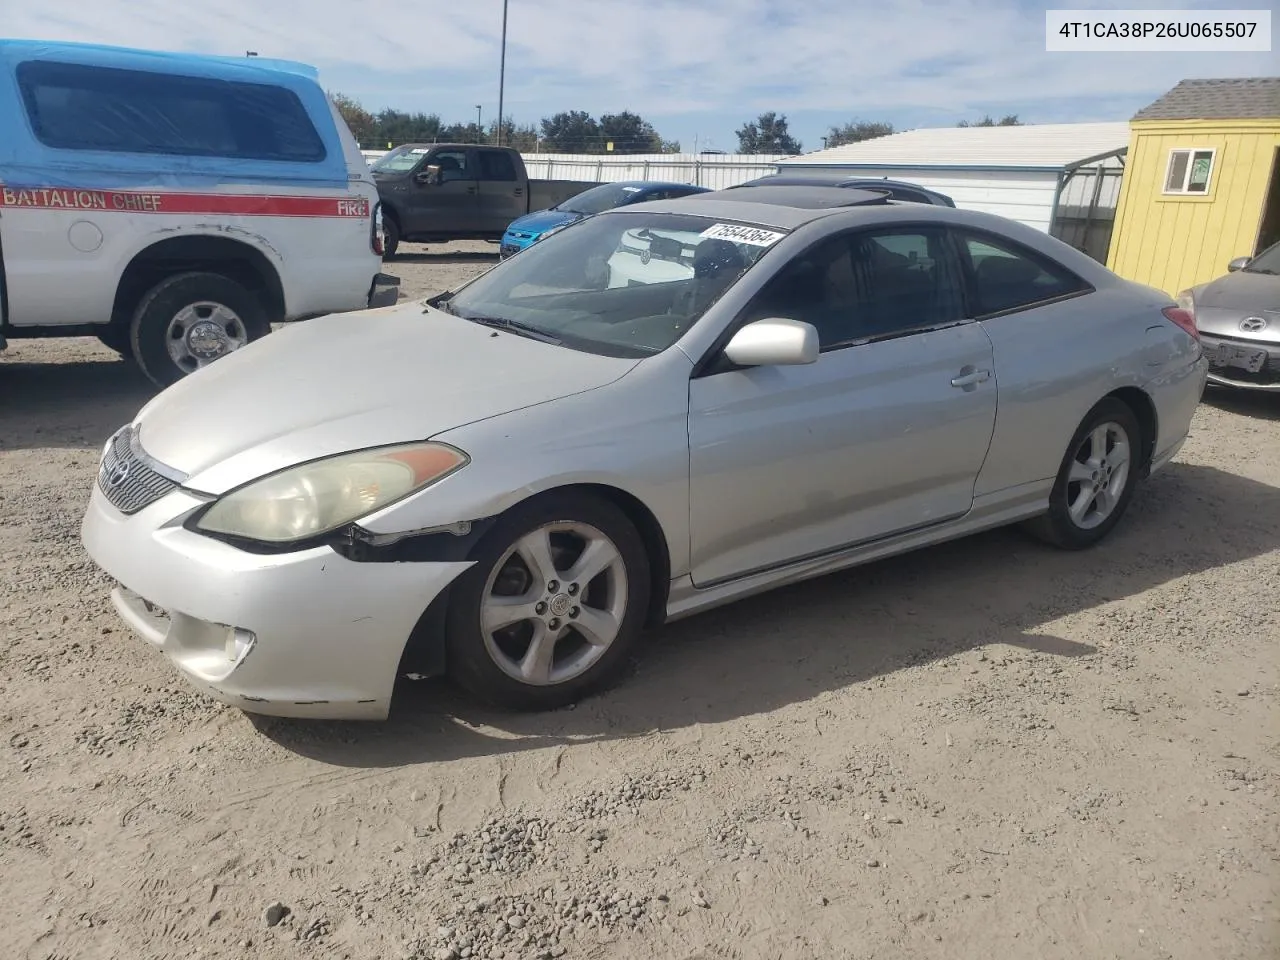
[742,227,965,349]
[428,149,469,183]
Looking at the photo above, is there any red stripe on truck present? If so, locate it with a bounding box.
[0,186,370,218]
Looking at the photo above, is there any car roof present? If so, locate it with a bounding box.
[732,174,952,201]
[393,143,478,152]
[627,185,891,229]
[597,180,709,191]
[0,38,320,81]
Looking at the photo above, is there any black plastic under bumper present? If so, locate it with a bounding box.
[368,272,401,308]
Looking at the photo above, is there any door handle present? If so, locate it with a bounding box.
[466,186,476,195]
[951,368,991,388]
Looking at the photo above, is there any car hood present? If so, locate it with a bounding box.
[1192,271,1280,343]
[133,304,639,494]
[506,209,582,236]
[1193,270,1280,309]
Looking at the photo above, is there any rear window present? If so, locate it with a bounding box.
[477,150,518,181]
[16,60,327,163]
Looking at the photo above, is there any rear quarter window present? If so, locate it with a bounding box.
[16,60,327,163]
[957,231,1092,316]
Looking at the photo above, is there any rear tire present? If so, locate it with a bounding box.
[1023,397,1143,550]
[383,216,401,259]
[95,325,132,358]
[445,491,651,711]
[129,271,270,388]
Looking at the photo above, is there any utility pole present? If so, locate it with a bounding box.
[476,105,483,143]
[497,0,509,146]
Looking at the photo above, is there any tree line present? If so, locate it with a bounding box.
[332,95,681,154]
[332,94,1022,156]
[740,112,1024,154]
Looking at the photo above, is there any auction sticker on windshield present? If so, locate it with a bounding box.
[699,223,786,246]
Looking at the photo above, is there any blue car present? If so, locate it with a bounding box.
[500,180,710,256]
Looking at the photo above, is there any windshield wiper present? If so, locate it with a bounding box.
[460,313,562,344]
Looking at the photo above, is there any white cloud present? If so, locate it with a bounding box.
[3,0,1274,128]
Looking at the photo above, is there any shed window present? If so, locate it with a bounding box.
[1163,148,1215,195]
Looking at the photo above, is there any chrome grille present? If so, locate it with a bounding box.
[97,426,185,514]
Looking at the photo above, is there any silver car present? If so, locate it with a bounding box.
[80,186,1208,720]
[1178,241,1280,392]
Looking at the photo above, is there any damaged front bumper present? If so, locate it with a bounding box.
[81,484,472,720]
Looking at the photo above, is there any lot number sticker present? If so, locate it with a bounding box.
[699,223,786,246]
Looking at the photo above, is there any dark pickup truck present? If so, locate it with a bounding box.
[370,144,598,257]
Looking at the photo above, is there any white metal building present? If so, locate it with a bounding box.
[360,150,788,190]
[518,153,792,190]
[776,122,1132,261]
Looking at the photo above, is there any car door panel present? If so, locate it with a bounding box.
[686,225,998,588]
[687,324,997,586]
[404,148,478,235]
[473,148,526,235]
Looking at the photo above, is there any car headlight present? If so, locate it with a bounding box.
[193,442,468,544]
[536,223,568,242]
[1176,289,1195,317]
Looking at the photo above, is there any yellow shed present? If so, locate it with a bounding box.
[1107,77,1280,298]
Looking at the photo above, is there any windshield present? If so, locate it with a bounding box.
[372,146,429,173]
[444,211,787,358]
[560,182,650,216]
[1243,242,1280,275]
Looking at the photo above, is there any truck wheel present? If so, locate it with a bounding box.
[129,272,270,388]
[383,216,401,259]
[95,326,132,358]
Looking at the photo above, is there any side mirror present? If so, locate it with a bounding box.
[1226,256,1250,272]
[723,318,819,367]
[414,167,441,186]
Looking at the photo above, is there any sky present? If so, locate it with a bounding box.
[1,0,1275,153]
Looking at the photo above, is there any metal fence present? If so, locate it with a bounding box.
[359,150,788,189]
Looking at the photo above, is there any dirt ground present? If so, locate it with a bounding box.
[1,242,1277,960]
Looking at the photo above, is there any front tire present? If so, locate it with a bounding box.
[1024,397,1143,549]
[383,216,401,259]
[445,492,651,711]
[129,271,270,388]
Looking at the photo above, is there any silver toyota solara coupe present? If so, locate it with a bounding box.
[81,185,1209,720]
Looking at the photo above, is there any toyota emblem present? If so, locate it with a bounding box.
[106,461,131,488]
[1239,316,1268,333]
